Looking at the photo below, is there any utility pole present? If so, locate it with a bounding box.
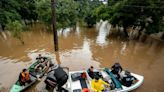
[51,0,59,51]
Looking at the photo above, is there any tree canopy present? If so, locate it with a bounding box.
[6,20,24,44]
[101,0,164,36]
[0,0,163,38]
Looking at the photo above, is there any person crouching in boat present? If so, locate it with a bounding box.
[19,69,31,86]
[36,54,47,63]
[36,54,43,61]
[88,66,102,79]
[111,62,123,79]
[36,54,54,67]
[35,60,50,74]
[120,70,137,87]
[88,66,95,79]
[91,76,110,92]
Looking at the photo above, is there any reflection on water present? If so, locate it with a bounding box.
[96,21,110,46]
[75,25,81,37]
[58,28,72,38]
[120,42,127,55]
[60,39,100,70]
[0,22,164,92]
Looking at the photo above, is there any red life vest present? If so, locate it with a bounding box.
[82,88,90,92]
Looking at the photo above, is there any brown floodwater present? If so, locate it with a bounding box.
[0,22,164,92]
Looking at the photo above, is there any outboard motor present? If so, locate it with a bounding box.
[45,65,68,91]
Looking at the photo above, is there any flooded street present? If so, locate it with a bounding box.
[0,23,164,92]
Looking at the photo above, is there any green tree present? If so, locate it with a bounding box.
[56,0,78,28]
[37,0,78,29]
[16,0,38,25]
[0,0,38,30]
[93,4,111,21]
[36,0,51,24]
[107,0,164,37]
[0,0,21,30]
[6,21,24,44]
[76,0,103,27]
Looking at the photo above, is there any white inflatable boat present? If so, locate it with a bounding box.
[60,68,144,92]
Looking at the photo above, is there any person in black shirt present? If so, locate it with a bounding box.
[121,70,137,87]
[111,63,123,79]
[88,66,95,79]
[88,66,102,79]
[36,54,44,62]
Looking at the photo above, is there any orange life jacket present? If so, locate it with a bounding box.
[82,88,90,92]
[25,72,30,81]
[21,72,26,82]
[81,72,87,79]
[21,72,30,82]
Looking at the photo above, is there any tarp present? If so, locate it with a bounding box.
[103,68,122,89]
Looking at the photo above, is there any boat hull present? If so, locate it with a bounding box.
[10,58,51,92]
[63,68,144,92]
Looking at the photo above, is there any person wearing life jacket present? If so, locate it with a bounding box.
[91,76,110,92]
[82,88,90,92]
[80,72,90,92]
[19,69,31,86]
